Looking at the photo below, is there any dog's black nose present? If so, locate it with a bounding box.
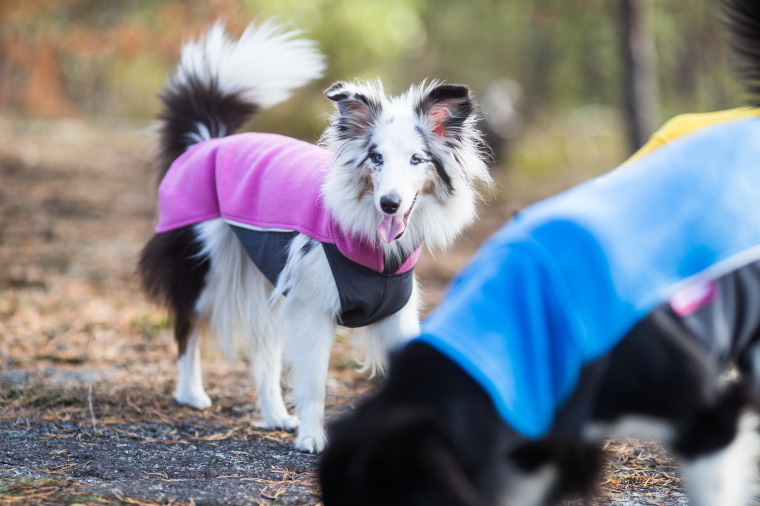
[380,195,400,214]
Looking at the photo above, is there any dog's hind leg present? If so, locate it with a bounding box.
[677,385,760,506]
[248,314,298,431]
[174,319,212,409]
[138,225,212,410]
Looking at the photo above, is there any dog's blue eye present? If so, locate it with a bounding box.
[410,155,423,165]
[370,153,384,165]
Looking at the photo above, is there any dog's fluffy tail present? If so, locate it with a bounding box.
[156,21,326,177]
[723,0,760,104]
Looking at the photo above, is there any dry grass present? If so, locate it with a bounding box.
[0,476,96,505]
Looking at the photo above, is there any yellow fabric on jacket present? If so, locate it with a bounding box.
[627,107,760,162]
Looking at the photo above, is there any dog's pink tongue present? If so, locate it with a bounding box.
[377,215,407,243]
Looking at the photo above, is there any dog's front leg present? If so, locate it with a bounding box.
[281,299,337,453]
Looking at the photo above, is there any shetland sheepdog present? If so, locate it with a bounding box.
[320,0,760,503]
[138,22,491,453]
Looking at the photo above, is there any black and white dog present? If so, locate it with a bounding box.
[320,0,760,502]
[138,22,491,452]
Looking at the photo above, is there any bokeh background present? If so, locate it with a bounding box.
[0,0,744,167]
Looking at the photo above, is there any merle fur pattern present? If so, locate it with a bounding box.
[138,21,492,453]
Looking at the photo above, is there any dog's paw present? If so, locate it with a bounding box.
[174,389,212,410]
[255,415,300,432]
[294,432,327,453]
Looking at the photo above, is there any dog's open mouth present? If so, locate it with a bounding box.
[377,196,417,243]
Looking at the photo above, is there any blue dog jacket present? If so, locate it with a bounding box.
[417,116,760,439]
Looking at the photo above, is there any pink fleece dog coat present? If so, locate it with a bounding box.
[156,133,421,327]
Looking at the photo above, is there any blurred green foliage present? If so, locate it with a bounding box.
[0,0,745,172]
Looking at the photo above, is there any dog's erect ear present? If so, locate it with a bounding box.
[417,84,474,138]
[325,81,379,135]
[325,81,354,111]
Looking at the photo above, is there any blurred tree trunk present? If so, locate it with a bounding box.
[619,0,659,154]
[523,4,557,117]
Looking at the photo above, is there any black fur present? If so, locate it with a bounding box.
[413,85,480,193]
[382,257,401,275]
[323,82,350,102]
[300,237,318,257]
[429,152,453,193]
[324,82,382,140]
[414,84,474,142]
[674,382,754,460]
[156,75,257,178]
[142,47,264,357]
[320,340,608,505]
[509,441,601,500]
[414,124,454,194]
[383,237,422,275]
[593,308,718,422]
[138,226,210,355]
[320,342,517,506]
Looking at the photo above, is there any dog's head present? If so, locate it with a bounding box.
[319,339,603,506]
[319,342,520,506]
[320,406,480,506]
[320,80,492,254]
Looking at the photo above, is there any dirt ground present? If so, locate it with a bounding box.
[0,116,707,505]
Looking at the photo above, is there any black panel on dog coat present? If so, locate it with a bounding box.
[231,226,414,328]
